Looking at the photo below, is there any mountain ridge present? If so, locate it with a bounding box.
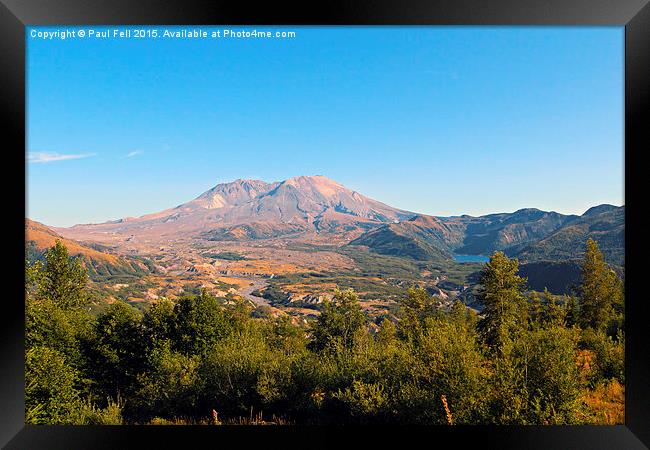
[46,175,623,268]
[515,205,624,267]
[26,219,156,279]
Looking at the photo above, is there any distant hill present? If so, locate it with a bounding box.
[349,215,455,261]
[350,208,584,262]
[449,209,579,255]
[514,205,624,268]
[26,219,156,279]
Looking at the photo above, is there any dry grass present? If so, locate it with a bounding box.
[146,409,293,426]
[221,411,292,425]
[578,379,625,424]
[576,349,596,375]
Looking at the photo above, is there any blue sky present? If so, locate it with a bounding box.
[27,26,624,227]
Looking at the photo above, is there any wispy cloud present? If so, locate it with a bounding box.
[28,152,95,164]
[124,150,144,158]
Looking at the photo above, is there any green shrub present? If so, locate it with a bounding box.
[76,397,123,425]
[514,326,583,424]
[25,346,81,424]
[581,328,625,385]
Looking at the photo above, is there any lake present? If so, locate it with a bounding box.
[453,254,490,263]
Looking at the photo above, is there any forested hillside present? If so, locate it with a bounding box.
[515,205,624,268]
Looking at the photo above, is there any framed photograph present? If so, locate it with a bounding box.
[2,0,648,448]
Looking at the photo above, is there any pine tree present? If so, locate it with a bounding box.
[542,288,566,327]
[530,289,566,329]
[564,294,580,328]
[477,252,528,353]
[578,239,623,333]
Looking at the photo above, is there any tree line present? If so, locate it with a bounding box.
[25,238,624,424]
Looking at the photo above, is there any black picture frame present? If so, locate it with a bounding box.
[2,1,648,448]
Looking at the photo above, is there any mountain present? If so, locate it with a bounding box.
[448,209,580,255]
[57,176,416,243]
[350,208,580,261]
[51,176,624,274]
[26,219,156,279]
[508,205,624,294]
[581,204,620,218]
[515,205,624,268]
[349,215,459,260]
